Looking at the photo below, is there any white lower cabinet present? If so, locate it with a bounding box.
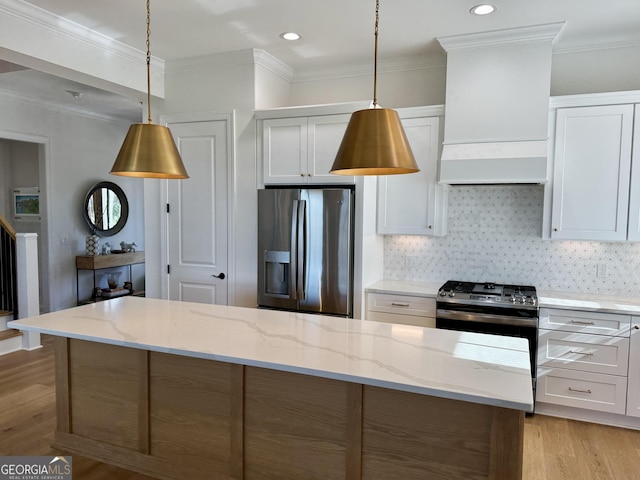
[626,320,640,418]
[537,330,629,376]
[536,367,628,415]
[366,293,435,328]
[537,307,631,416]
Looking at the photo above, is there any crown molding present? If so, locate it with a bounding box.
[437,22,566,51]
[0,0,152,65]
[553,39,640,55]
[253,49,294,83]
[0,0,161,95]
[550,90,640,108]
[0,86,135,124]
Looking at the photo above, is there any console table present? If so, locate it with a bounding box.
[75,251,145,305]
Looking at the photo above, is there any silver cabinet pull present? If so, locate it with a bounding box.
[570,320,595,325]
[568,387,592,394]
[568,350,594,356]
[391,302,410,307]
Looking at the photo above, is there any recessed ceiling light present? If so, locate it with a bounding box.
[470,4,497,15]
[280,32,301,41]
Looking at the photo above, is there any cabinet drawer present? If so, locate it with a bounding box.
[367,293,435,318]
[538,330,629,376]
[539,308,631,336]
[537,367,627,415]
[367,311,435,328]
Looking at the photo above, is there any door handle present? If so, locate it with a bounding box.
[211,273,226,280]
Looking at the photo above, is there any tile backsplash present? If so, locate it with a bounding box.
[384,185,640,296]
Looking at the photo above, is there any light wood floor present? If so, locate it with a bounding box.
[2,335,640,480]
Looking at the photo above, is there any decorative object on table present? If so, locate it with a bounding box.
[105,271,122,289]
[109,0,188,179]
[101,241,112,255]
[101,288,130,299]
[123,281,133,294]
[85,234,100,256]
[91,287,103,300]
[120,241,137,253]
[330,0,418,176]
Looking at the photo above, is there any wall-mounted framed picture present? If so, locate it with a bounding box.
[13,187,41,221]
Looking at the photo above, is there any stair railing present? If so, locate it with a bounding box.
[0,214,18,318]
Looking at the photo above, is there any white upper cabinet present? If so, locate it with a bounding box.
[550,103,635,241]
[626,107,640,240]
[262,114,354,185]
[377,111,447,236]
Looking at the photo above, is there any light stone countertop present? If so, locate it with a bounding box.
[366,279,640,315]
[9,296,533,412]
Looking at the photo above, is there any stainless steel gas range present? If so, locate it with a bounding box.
[435,280,539,410]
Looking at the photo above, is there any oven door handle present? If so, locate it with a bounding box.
[436,309,538,327]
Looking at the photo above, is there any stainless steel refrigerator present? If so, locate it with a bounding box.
[257,187,354,317]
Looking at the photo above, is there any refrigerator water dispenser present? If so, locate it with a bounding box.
[263,250,290,297]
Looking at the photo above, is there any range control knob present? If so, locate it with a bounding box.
[448,292,456,298]
[438,290,446,297]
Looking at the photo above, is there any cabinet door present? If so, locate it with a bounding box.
[626,106,640,240]
[377,117,447,236]
[263,117,308,184]
[627,320,640,417]
[537,330,629,376]
[551,104,634,241]
[307,115,354,184]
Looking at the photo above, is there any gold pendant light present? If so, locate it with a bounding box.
[330,0,419,176]
[110,0,188,179]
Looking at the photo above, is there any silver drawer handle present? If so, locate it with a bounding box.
[391,302,410,307]
[568,387,592,394]
[568,350,594,356]
[570,320,595,325]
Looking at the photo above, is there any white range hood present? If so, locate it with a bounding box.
[437,23,565,184]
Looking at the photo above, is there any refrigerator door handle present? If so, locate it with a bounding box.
[296,199,306,300]
[290,200,299,299]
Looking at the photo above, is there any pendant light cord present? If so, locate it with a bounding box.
[146,0,152,124]
[372,0,379,108]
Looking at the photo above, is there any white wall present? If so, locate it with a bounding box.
[151,50,261,307]
[289,47,640,109]
[551,46,640,96]
[290,57,447,108]
[0,92,144,312]
[0,141,9,216]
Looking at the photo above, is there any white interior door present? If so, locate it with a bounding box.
[166,119,228,305]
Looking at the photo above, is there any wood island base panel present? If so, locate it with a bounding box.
[53,337,524,480]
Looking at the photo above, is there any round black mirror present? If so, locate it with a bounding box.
[83,181,129,237]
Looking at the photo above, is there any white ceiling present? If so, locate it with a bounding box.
[1,0,639,121]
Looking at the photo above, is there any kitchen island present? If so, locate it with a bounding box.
[9,297,532,480]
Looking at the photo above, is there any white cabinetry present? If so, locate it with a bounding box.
[626,320,640,418]
[550,104,634,241]
[547,98,640,241]
[261,114,354,185]
[537,308,631,415]
[377,109,448,236]
[366,292,435,328]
